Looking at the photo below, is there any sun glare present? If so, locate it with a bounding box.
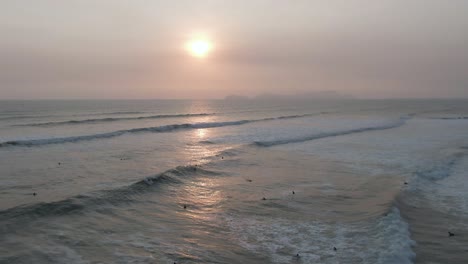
[187,39,212,57]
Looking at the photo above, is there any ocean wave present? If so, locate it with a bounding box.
[0,115,55,121]
[227,206,415,264]
[253,116,410,147]
[0,111,147,122]
[431,116,468,120]
[0,114,316,148]
[84,111,145,116]
[198,140,216,144]
[0,165,217,223]
[412,148,468,182]
[15,113,215,127]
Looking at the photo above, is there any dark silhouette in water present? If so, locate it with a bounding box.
[183,205,187,209]
[246,179,252,182]
[221,156,224,159]
[292,191,295,194]
[333,247,337,251]
[32,192,37,196]
[58,162,61,165]
[262,197,266,200]
[448,231,455,237]
[404,182,408,185]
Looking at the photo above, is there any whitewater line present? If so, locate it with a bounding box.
[0,114,318,148]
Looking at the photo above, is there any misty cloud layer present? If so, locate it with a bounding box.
[1,0,467,99]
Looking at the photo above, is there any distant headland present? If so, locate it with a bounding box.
[224,91,354,101]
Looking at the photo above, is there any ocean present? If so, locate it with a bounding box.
[0,99,467,264]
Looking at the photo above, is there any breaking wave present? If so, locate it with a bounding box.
[16,113,215,127]
[431,116,468,120]
[0,165,218,223]
[253,116,410,147]
[411,148,468,182]
[0,114,316,148]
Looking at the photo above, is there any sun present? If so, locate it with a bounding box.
[187,39,212,57]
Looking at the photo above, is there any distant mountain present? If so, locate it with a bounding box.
[254,91,354,100]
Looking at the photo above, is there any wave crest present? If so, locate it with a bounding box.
[16,113,214,127]
[0,165,218,223]
[1,114,317,148]
[253,116,410,147]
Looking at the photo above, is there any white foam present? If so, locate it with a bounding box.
[225,207,415,264]
[410,153,468,219]
[280,118,468,178]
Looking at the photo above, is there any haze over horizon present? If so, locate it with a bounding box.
[1,0,468,100]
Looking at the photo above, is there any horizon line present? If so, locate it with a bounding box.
[1,97,468,101]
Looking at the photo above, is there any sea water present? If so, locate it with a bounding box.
[1,99,467,263]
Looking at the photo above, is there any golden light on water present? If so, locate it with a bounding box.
[186,39,212,57]
[196,128,207,138]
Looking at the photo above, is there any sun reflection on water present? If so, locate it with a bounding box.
[176,101,229,222]
[196,128,207,139]
[179,177,225,222]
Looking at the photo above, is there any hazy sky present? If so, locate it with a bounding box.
[1,0,467,99]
